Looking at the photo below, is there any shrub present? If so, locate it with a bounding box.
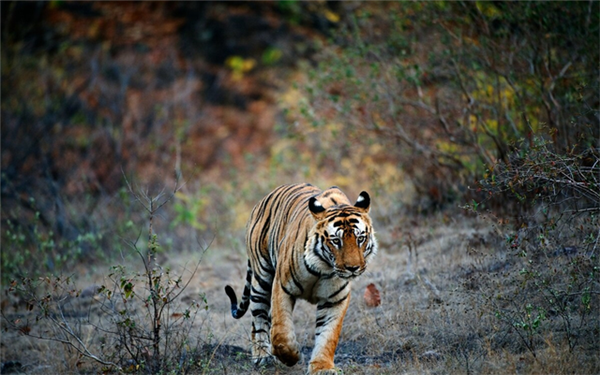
[465,126,599,363]
[288,1,599,209]
[3,179,209,373]
[287,2,600,368]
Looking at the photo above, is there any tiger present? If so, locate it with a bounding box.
[225,183,378,374]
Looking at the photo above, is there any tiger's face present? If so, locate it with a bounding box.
[322,212,372,278]
[307,189,377,279]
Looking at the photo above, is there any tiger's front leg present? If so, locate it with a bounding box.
[308,294,351,375]
[270,279,301,366]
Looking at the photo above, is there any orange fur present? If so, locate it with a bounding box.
[225,183,378,374]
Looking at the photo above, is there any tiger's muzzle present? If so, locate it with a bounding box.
[335,266,365,279]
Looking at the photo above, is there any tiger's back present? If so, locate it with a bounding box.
[246,183,321,283]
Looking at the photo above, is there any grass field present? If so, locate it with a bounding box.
[2,206,598,374]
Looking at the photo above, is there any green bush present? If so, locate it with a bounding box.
[290,1,599,209]
[4,181,209,373]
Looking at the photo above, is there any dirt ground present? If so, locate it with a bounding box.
[1,213,598,374]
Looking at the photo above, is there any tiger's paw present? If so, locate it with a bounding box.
[253,355,275,367]
[311,370,341,375]
[308,361,341,375]
[252,343,274,367]
[271,341,301,367]
[271,331,301,367]
[307,367,342,375]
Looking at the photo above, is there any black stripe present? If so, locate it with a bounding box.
[313,234,333,267]
[365,241,374,257]
[317,294,349,311]
[251,309,269,318]
[329,212,351,219]
[290,268,305,294]
[327,282,348,299]
[252,328,269,335]
[293,213,307,241]
[245,267,253,283]
[251,286,269,297]
[322,188,340,198]
[281,283,294,296]
[254,274,272,293]
[254,256,274,277]
[250,294,270,304]
[264,266,275,276]
[303,257,321,276]
[256,214,271,255]
[316,315,336,329]
[248,203,265,238]
[325,208,361,221]
[288,234,305,294]
[242,284,251,296]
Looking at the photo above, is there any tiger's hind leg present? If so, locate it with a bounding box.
[250,270,274,365]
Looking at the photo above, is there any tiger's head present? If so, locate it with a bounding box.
[306,187,378,279]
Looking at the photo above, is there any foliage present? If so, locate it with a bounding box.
[464,82,599,357]
[1,1,317,268]
[469,205,599,358]
[290,1,598,209]
[284,1,600,368]
[478,131,599,214]
[3,180,209,374]
[465,124,599,360]
[1,198,103,284]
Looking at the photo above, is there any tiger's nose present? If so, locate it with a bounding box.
[346,266,360,273]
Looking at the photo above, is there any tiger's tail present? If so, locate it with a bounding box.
[224,259,252,319]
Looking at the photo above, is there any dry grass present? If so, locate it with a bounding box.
[3,209,597,375]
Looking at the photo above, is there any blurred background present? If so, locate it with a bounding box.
[1,2,599,374]
[2,0,598,290]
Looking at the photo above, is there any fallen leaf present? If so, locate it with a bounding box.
[363,283,381,307]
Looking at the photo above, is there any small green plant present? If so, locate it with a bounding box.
[468,125,599,360]
[1,200,104,284]
[173,189,209,231]
[493,298,548,355]
[3,176,209,374]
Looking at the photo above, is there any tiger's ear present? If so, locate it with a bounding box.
[354,191,370,212]
[309,197,326,219]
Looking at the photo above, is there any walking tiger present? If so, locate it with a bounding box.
[225,183,378,374]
